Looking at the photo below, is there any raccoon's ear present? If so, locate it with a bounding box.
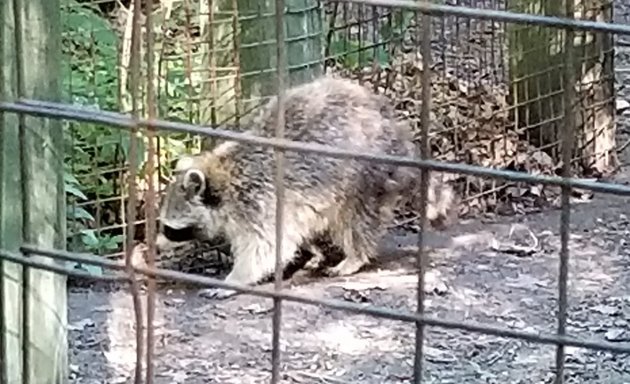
[175,156,195,172]
[183,169,206,196]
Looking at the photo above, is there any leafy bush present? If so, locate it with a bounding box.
[61,0,203,262]
[61,0,124,260]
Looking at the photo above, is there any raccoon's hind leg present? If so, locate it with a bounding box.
[324,181,398,277]
[200,231,300,300]
[324,216,382,277]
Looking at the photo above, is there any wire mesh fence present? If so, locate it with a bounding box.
[2,0,630,383]
[56,0,617,265]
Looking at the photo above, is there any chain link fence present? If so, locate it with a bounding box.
[1,0,630,383]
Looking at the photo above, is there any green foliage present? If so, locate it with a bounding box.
[80,230,124,252]
[61,1,119,108]
[64,169,105,274]
[60,0,203,259]
[61,0,125,259]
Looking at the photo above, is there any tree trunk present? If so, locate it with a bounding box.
[508,0,615,175]
[573,0,616,175]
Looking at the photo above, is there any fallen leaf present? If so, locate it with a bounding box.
[68,318,95,331]
[605,328,628,342]
[241,303,273,315]
[592,304,621,316]
[616,98,630,112]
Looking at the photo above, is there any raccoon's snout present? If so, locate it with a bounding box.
[162,224,197,242]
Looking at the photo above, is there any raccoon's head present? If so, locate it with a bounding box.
[159,155,225,243]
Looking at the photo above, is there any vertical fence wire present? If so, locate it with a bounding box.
[0,0,5,368]
[126,0,145,383]
[12,0,31,382]
[231,0,243,130]
[0,101,4,384]
[555,0,576,383]
[145,0,158,382]
[271,0,287,382]
[413,10,433,384]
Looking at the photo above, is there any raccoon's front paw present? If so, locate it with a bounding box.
[199,287,238,300]
[303,253,325,272]
[323,258,366,277]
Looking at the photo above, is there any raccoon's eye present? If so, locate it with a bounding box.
[203,186,222,207]
[162,224,196,242]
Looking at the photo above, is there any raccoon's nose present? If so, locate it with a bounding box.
[162,224,197,242]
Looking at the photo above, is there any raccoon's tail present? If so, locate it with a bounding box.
[394,166,459,230]
[381,108,459,230]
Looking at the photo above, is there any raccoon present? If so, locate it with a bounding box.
[158,76,457,299]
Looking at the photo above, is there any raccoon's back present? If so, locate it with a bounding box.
[231,77,413,198]
[246,76,401,150]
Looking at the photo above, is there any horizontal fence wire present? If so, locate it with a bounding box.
[335,0,630,35]
[3,99,630,196]
[2,245,630,356]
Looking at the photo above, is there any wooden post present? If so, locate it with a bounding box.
[0,0,67,382]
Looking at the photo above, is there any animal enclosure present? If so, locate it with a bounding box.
[1,0,630,383]
[57,0,617,262]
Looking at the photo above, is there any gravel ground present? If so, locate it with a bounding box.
[67,3,630,383]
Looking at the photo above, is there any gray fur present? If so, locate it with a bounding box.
[158,76,457,299]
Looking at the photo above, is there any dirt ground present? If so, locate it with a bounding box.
[68,189,630,384]
[67,4,630,384]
